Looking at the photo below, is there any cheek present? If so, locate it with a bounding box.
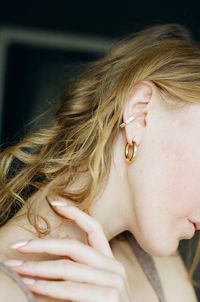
[129,128,200,255]
[159,133,200,219]
[136,123,200,217]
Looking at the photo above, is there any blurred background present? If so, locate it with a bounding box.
[0,0,200,299]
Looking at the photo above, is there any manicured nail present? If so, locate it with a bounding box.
[3,259,24,266]
[22,277,36,285]
[9,240,29,249]
[50,200,69,207]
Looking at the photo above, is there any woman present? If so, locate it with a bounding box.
[0,23,199,301]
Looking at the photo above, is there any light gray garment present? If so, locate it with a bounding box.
[126,232,166,302]
[0,261,36,301]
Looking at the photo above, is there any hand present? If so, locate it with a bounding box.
[4,202,133,302]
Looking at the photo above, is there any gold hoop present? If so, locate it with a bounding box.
[125,140,138,164]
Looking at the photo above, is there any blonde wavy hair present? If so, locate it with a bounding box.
[0,23,200,287]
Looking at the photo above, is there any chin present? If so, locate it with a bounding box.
[137,236,179,257]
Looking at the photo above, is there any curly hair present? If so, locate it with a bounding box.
[0,23,200,286]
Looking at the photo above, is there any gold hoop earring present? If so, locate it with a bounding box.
[124,139,138,164]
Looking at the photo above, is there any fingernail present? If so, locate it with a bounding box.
[50,200,69,207]
[22,278,36,285]
[9,240,29,249]
[3,259,24,267]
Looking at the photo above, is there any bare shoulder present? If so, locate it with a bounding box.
[0,271,29,302]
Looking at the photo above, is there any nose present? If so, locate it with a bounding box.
[190,210,200,230]
[194,221,200,230]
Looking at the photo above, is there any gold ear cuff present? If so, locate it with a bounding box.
[120,115,136,128]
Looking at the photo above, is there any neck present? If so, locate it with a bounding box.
[0,134,136,259]
[89,158,136,241]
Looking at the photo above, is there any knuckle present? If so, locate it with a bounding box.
[57,259,71,272]
[62,238,79,250]
[90,220,103,233]
[58,258,69,265]
[113,274,126,291]
[56,259,67,267]
[79,210,102,230]
[116,261,126,277]
[26,261,40,275]
[36,280,50,292]
[95,220,103,229]
[107,287,120,302]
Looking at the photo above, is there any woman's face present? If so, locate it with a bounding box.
[128,100,200,257]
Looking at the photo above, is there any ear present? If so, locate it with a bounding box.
[122,81,154,145]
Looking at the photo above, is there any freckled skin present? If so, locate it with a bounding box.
[1,83,199,266]
[128,102,200,256]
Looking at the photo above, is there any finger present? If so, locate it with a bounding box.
[4,259,127,288]
[49,201,114,258]
[9,238,122,274]
[22,279,119,302]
